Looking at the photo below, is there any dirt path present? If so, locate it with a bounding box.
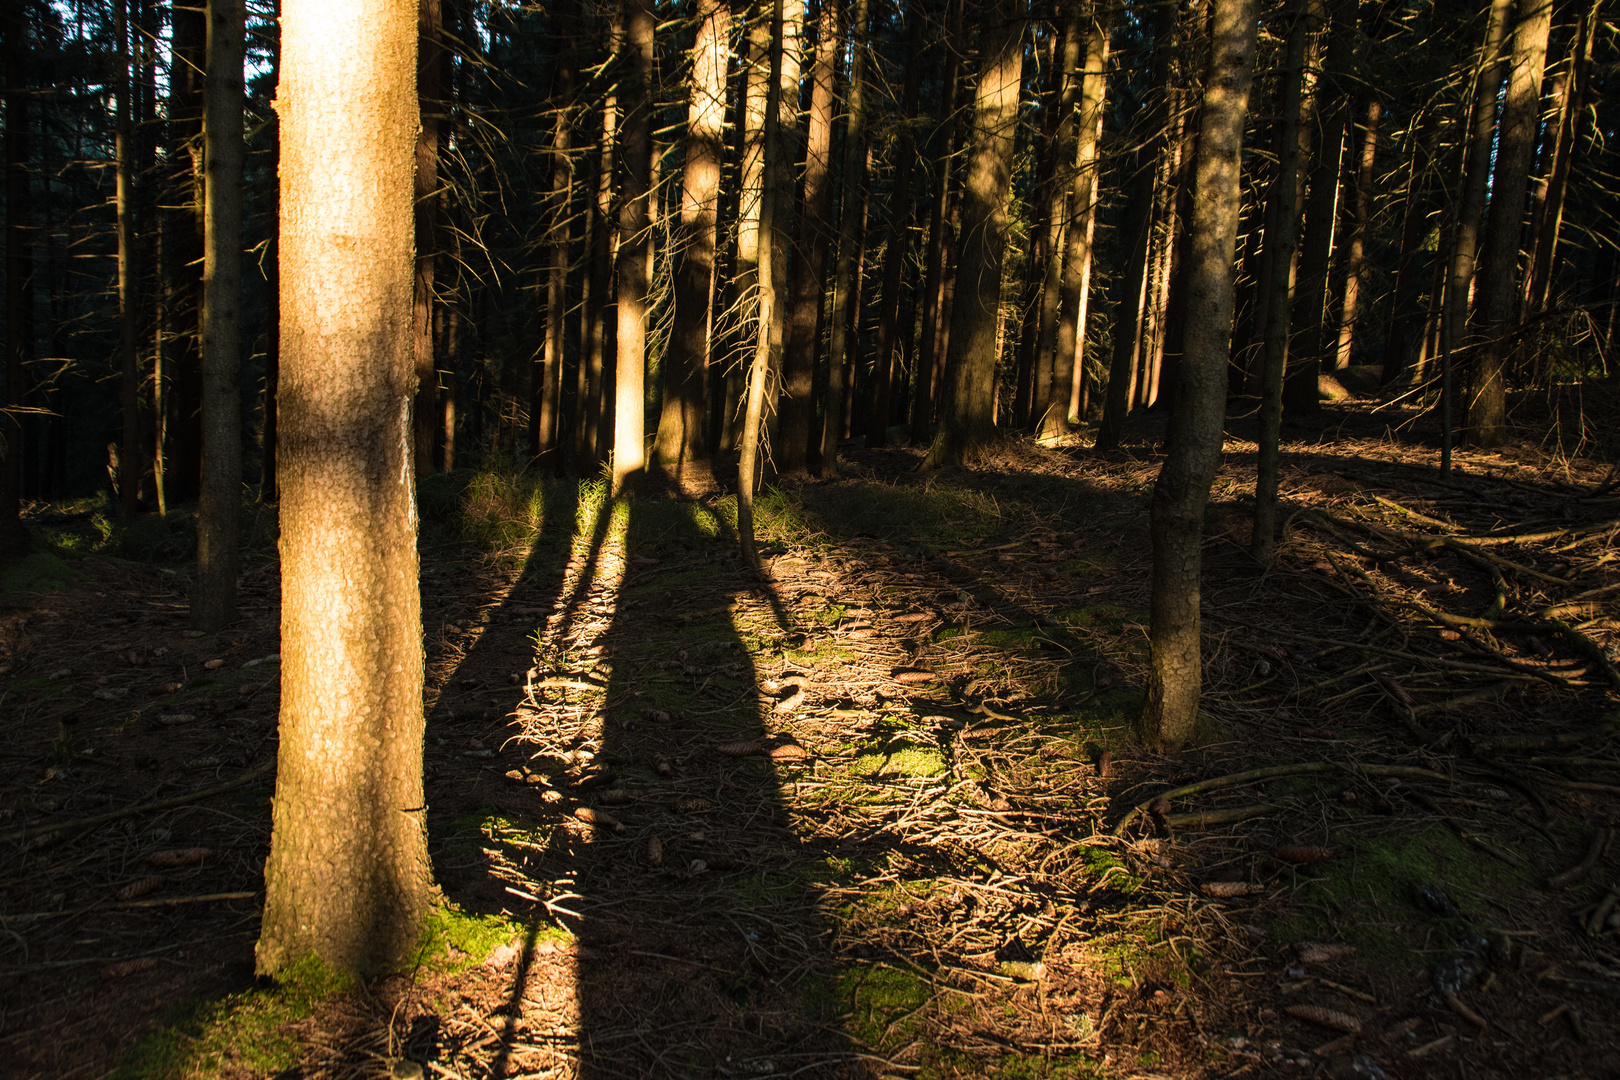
[2,413,1619,1079]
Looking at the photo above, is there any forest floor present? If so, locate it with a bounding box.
[3,395,1620,1080]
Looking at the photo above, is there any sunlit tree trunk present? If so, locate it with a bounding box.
[1333,97,1379,368]
[1468,0,1551,444]
[921,2,1024,470]
[1096,0,1177,452]
[818,0,870,472]
[1061,15,1109,427]
[579,22,620,470]
[1522,0,1595,319]
[653,0,729,481]
[1144,0,1257,748]
[738,0,785,566]
[1251,0,1313,561]
[777,0,838,475]
[1287,0,1346,392]
[1028,10,1081,437]
[259,0,431,977]
[612,0,653,492]
[191,0,245,633]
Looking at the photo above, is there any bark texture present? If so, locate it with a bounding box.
[922,5,1023,470]
[258,0,433,977]
[1145,0,1258,748]
[192,0,246,633]
[612,0,653,493]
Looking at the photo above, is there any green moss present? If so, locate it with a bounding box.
[1055,604,1135,632]
[109,954,350,1079]
[1057,550,1118,577]
[1270,824,1524,974]
[851,743,947,779]
[414,904,520,972]
[980,627,1037,649]
[841,965,933,1052]
[1081,846,1142,895]
[1074,688,1145,733]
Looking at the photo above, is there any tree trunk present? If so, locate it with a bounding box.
[921,3,1024,470]
[1027,11,1081,437]
[818,0,870,472]
[1,3,30,558]
[777,0,839,475]
[259,0,432,977]
[909,9,962,446]
[166,2,206,503]
[1333,97,1379,368]
[1468,0,1551,444]
[412,0,444,477]
[1251,0,1314,561]
[1445,0,1515,421]
[653,0,729,481]
[579,40,619,470]
[191,0,245,633]
[1144,0,1258,748]
[533,43,573,469]
[1052,10,1108,434]
[1381,105,1438,386]
[1286,0,1346,397]
[1096,0,1177,451]
[738,0,785,566]
[612,0,653,492]
[1522,0,1596,319]
[117,0,141,520]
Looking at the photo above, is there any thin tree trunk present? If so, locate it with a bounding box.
[1145,0,1258,747]
[1288,0,1347,392]
[921,2,1024,470]
[1468,0,1551,444]
[1252,0,1314,561]
[191,0,245,633]
[534,46,573,468]
[167,2,206,503]
[1523,0,1597,319]
[1096,0,1176,451]
[1029,10,1082,436]
[866,8,920,449]
[1333,97,1379,368]
[413,0,443,476]
[818,0,870,472]
[259,0,431,977]
[738,0,785,567]
[1,2,30,557]
[1381,106,1437,386]
[116,0,141,519]
[1445,0,1515,423]
[612,0,652,492]
[778,0,839,474]
[909,18,961,446]
[653,0,729,480]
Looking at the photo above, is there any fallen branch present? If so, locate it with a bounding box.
[1548,829,1610,890]
[1161,805,1278,829]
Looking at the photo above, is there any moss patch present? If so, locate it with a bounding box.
[109,954,350,1080]
[1,551,79,593]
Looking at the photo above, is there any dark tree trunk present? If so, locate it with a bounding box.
[866,10,921,449]
[1332,97,1379,369]
[165,1,207,503]
[414,0,444,476]
[2,2,31,558]
[921,2,1024,470]
[1145,0,1258,747]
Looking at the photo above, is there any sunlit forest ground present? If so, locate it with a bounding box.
[3,392,1619,1079]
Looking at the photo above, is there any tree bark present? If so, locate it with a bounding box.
[653,0,729,481]
[818,0,870,472]
[191,0,245,633]
[1028,10,1082,437]
[533,41,573,469]
[1332,97,1379,368]
[1522,0,1596,319]
[259,0,432,977]
[1468,0,1552,444]
[117,0,141,520]
[412,0,443,476]
[611,0,653,492]
[921,4,1024,470]
[777,0,839,475]
[1096,0,1177,452]
[738,0,785,567]
[909,5,963,446]
[165,2,206,503]
[1286,0,1346,395]
[1251,0,1314,562]
[1,3,30,559]
[1144,0,1258,748]
[1381,105,1438,385]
